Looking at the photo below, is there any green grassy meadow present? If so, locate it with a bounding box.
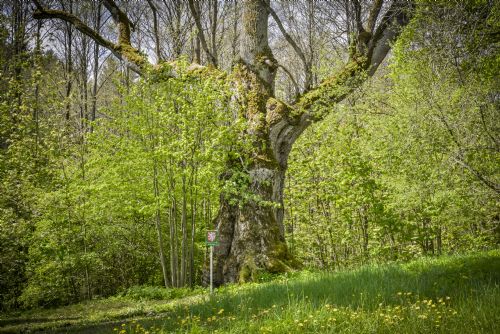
[1,250,499,333]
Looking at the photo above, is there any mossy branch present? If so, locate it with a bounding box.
[284,1,414,132]
[33,0,147,75]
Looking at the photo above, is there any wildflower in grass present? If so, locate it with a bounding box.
[218,308,224,315]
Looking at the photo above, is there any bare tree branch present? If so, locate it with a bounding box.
[263,0,311,90]
[277,64,300,98]
[187,0,218,66]
[352,0,364,34]
[367,0,384,33]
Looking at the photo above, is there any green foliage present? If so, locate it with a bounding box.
[284,0,499,269]
[18,60,241,307]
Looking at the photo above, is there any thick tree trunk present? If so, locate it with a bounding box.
[208,0,295,285]
[212,164,293,284]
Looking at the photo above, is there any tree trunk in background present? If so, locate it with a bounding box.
[180,173,187,286]
[153,163,169,288]
[64,3,73,122]
[90,2,101,133]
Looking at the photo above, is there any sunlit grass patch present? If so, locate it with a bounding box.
[1,250,499,333]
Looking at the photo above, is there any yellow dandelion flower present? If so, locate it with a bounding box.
[218,309,224,314]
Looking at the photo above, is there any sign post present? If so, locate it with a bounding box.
[206,230,218,294]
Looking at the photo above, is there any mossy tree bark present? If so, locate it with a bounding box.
[209,0,293,284]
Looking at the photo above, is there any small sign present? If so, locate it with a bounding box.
[206,230,219,246]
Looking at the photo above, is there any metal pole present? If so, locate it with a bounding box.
[210,245,213,294]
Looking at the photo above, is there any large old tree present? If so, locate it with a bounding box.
[33,0,413,285]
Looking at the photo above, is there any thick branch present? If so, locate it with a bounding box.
[367,0,384,33]
[368,0,413,74]
[295,0,412,120]
[147,0,162,63]
[268,1,414,164]
[187,0,218,66]
[32,0,147,74]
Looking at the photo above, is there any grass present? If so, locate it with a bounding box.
[1,250,499,333]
